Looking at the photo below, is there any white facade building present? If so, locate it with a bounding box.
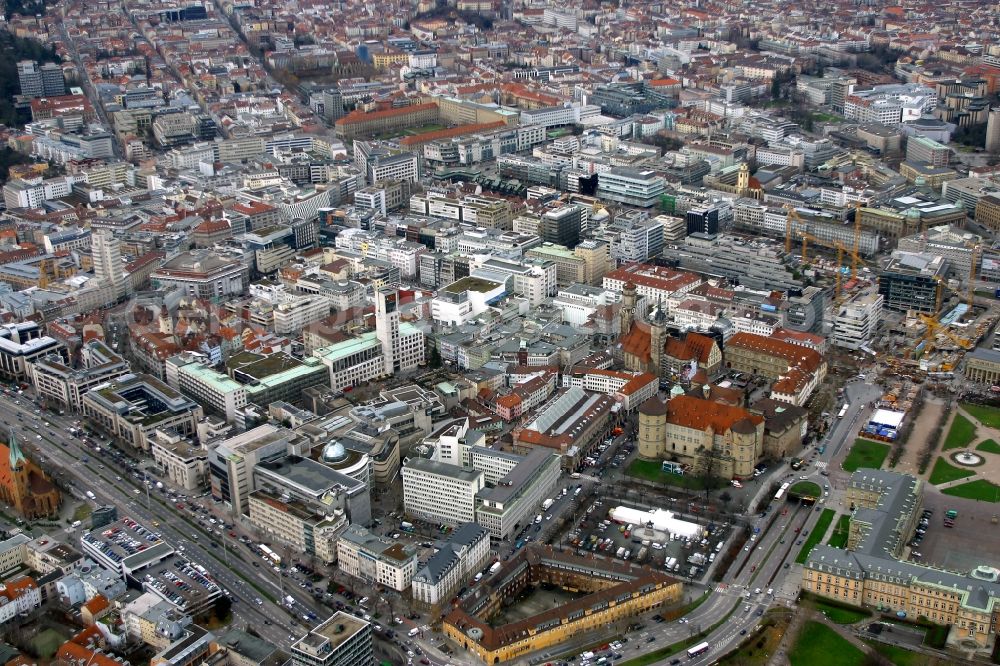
[833,292,884,350]
[336,525,418,591]
[402,458,484,525]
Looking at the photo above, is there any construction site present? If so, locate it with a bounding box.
[782,203,1000,382]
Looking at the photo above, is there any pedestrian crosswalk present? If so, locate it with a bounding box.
[715,583,728,592]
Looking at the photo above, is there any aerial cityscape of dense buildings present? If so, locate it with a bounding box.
[1,0,1000,663]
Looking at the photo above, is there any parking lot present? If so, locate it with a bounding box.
[564,498,732,581]
[912,490,1000,572]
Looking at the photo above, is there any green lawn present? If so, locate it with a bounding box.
[812,598,870,624]
[29,628,66,660]
[625,459,728,491]
[796,509,836,564]
[789,621,866,666]
[977,439,1000,454]
[961,403,1000,429]
[865,641,931,666]
[841,439,890,473]
[790,481,821,498]
[72,502,93,522]
[812,112,842,122]
[827,514,851,549]
[942,413,977,450]
[928,457,976,485]
[941,479,1000,502]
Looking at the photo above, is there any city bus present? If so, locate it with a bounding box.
[837,404,849,419]
[259,544,281,564]
[687,641,710,658]
[774,482,790,501]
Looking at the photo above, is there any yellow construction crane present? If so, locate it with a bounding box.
[916,313,973,352]
[852,201,864,280]
[835,242,845,304]
[784,206,805,255]
[969,243,981,312]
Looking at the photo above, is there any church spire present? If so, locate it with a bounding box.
[7,427,25,470]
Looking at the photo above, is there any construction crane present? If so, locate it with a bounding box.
[852,201,864,280]
[784,206,805,255]
[916,313,973,352]
[969,243,981,312]
[835,242,846,304]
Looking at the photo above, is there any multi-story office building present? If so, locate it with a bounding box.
[596,168,665,208]
[207,424,298,515]
[168,355,248,424]
[335,102,439,140]
[353,141,420,184]
[475,448,561,540]
[336,525,418,591]
[832,292,884,350]
[81,374,203,452]
[906,136,950,167]
[28,340,128,411]
[685,206,721,236]
[92,231,127,300]
[150,250,247,300]
[402,458,484,525]
[313,287,424,388]
[986,108,1000,153]
[877,251,947,313]
[411,523,490,610]
[976,195,1000,232]
[410,192,514,230]
[540,205,583,248]
[844,84,936,125]
[17,60,65,98]
[290,612,372,666]
[608,215,665,264]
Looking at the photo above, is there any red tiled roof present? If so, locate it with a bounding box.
[666,395,762,433]
[335,102,438,127]
[399,121,506,146]
[727,332,823,373]
[620,320,651,362]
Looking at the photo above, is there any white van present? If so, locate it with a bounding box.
[408,628,420,637]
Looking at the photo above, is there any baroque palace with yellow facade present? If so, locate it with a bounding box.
[803,468,1000,647]
[443,544,682,663]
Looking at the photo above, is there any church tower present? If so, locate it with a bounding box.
[620,282,637,338]
[649,298,667,376]
[7,429,27,516]
[736,162,750,197]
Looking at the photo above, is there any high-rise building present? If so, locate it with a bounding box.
[321,88,345,122]
[375,288,401,375]
[17,60,65,98]
[541,205,582,248]
[290,612,373,666]
[986,108,1000,153]
[685,205,720,236]
[92,231,125,299]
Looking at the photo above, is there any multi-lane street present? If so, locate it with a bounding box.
[1,393,307,647]
[2,374,885,666]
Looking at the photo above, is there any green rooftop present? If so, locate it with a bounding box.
[179,361,244,394]
[244,357,326,395]
[528,244,580,261]
[313,331,380,364]
[443,276,502,294]
[237,352,304,380]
